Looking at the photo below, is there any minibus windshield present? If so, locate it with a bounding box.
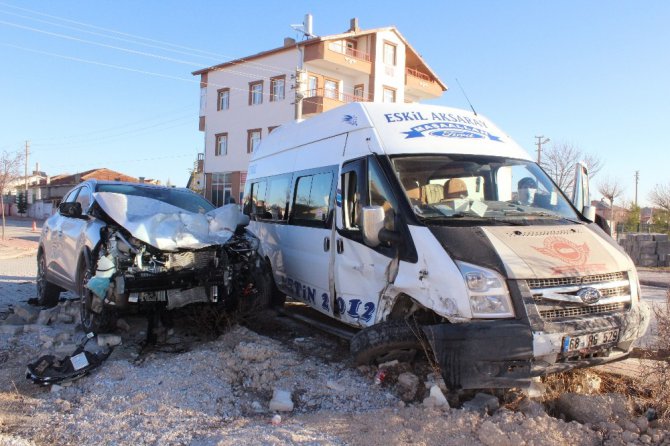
[391,155,581,223]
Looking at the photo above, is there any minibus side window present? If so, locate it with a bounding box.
[291,172,333,227]
[263,174,291,221]
[250,180,268,218]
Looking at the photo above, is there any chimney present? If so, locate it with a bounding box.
[284,37,296,47]
[349,18,360,33]
[74,173,81,183]
[34,162,40,174]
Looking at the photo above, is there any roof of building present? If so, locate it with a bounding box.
[192,25,447,91]
[43,168,139,186]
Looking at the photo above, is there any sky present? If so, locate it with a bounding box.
[0,1,668,206]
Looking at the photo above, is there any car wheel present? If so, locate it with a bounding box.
[36,252,60,307]
[78,261,114,334]
[237,260,272,315]
[350,319,427,365]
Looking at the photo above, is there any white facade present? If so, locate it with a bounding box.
[195,22,447,206]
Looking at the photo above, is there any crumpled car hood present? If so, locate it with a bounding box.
[94,192,244,251]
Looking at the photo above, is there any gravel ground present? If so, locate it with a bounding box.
[1,248,669,445]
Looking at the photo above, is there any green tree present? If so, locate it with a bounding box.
[16,190,27,215]
[624,203,640,232]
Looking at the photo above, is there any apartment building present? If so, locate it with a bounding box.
[193,18,447,205]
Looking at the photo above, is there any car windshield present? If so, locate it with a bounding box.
[391,154,580,223]
[96,184,216,214]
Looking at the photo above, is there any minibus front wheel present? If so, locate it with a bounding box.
[350,319,429,365]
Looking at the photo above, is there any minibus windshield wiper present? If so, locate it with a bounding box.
[418,214,525,225]
[502,211,582,224]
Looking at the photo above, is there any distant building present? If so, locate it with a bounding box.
[193,16,447,205]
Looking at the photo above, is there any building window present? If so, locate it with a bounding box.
[383,41,397,66]
[354,84,365,101]
[383,87,396,103]
[324,79,338,100]
[308,75,318,97]
[217,88,229,111]
[270,75,285,102]
[247,128,261,153]
[249,81,263,105]
[215,133,228,156]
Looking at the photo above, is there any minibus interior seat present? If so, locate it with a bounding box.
[422,184,444,204]
[400,178,422,206]
[444,178,468,199]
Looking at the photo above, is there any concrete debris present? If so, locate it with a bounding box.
[0,324,23,335]
[116,318,131,332]
[524,377,545,399]
[269,389,294,412]
[422,385,448,409]
[36,307,59,325]
[97,334,122,347]
[378,359,399,370]
[462,393,500,415]
[326,380,345,392]
[3,313,25,325]
[424,372,448,394]
[13,303,39,323]
[518,398,546,417]
[271,414,281,425]
[477,420,512,446]
[396,372,420,402]
[251,401,264,413]
[556,392,631,424]
[56,313,75,324]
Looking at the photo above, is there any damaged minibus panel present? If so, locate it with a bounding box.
[244,102,650,390]
[38,181,269,334]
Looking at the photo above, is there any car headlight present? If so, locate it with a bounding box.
[456,261,514,319]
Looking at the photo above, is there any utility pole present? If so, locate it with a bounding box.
[635,170,640,232]
[534,136,550,164]
[24,140,29,215]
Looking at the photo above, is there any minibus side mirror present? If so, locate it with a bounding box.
[581,205,596,222]
[361,206,385,248]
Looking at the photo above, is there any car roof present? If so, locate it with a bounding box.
[81,179,190,193]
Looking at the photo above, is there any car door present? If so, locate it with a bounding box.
[281,168,338,316]
[334,156,398,327]
[44,187,80,286]
[59,184,93,287]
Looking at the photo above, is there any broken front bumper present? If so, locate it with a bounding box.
[422,302,650,390]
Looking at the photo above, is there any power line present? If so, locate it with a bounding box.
[0,2,294,75]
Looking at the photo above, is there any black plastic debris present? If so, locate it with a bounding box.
[26,333,112,385]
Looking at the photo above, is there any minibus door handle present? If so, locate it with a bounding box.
[323,237,330,252]
[336,238,344,254]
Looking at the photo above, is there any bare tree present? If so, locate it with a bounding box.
[0,150,25,240]
[598,177,625,229]
[649,183,670,212]
[540,141,603,195]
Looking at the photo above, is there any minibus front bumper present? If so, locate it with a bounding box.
[421,302,649,390]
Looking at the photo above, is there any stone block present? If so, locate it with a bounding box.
[0,324,24,335]
[638,245,658,255]
[269,389,294,412]
[422,385,449,409]
[13,304,40,323]
[656,241,670,256]
[638,258,659,267]
[636,234,653,241]
[37,307,60,325]
[652,234,669,242]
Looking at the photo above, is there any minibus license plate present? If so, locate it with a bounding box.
[562,329,619,353]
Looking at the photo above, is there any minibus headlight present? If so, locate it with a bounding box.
[456,261,514,318]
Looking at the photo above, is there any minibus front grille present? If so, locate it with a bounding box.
[526,271,631,321]
[526,271,626,289]
[538,302,628,320]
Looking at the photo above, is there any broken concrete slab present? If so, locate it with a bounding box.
[13,303,40,323]
[37,307,60,325]
[556,393,631,424]
[422,385,449,409]
[396,372,420,402]
[269,389,294,412]
[0,324,23,335]
[97,334,122,347]
[463,392,500,415]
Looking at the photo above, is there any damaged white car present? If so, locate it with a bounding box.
[37,180,271,333]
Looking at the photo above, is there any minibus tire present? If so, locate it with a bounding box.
[350,319,425,365]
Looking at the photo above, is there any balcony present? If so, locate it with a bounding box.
[405,67,443,100]
[302,88,370,116]
[303,41,372,75]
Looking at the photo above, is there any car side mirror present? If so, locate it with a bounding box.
[360,206,384,247]
[59,202,83,218]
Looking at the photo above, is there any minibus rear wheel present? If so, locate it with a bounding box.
[350,319,427,365]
